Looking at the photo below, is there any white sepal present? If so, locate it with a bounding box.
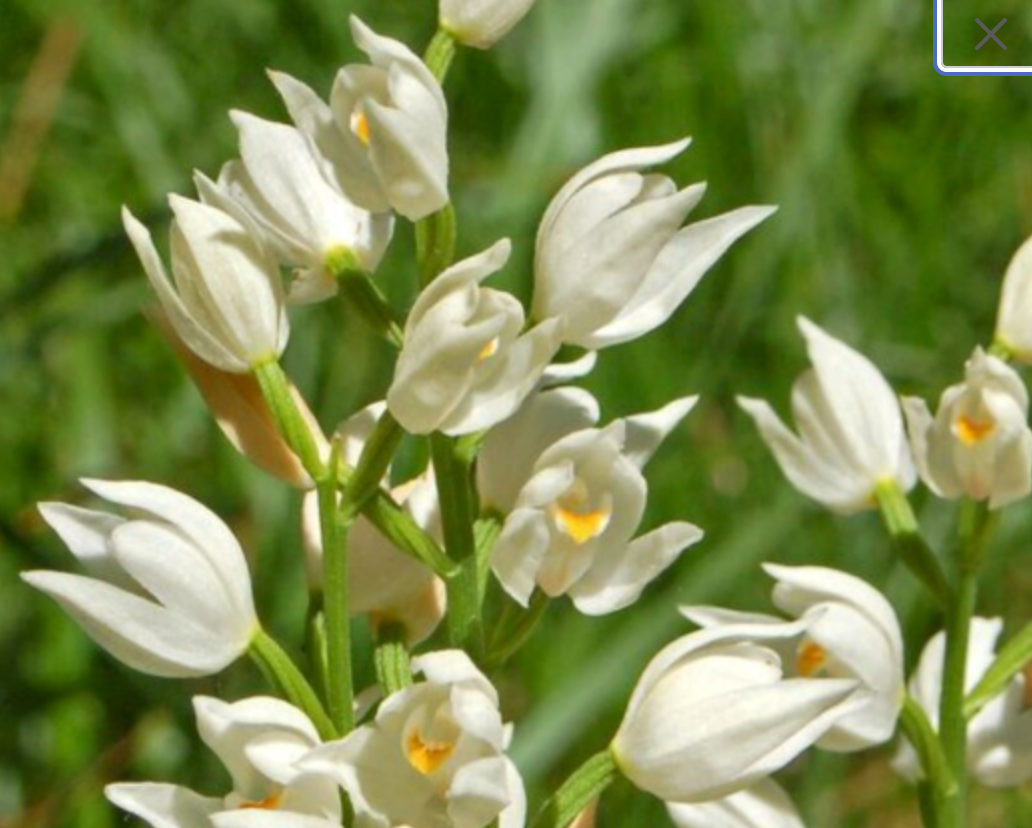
[738,317,915,514]
[995,233,1032,362]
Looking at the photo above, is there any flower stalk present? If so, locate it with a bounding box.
[248,628,336,741]
[875,480,951,608]
[424,29,457,83]
[431,432,484,656]
[253,358,326,480]
[318,442,354,735]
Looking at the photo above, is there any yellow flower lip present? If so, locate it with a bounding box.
[954,413,996,446]
[351,110,372,146]
[240,790,284,810]
[796,640,827,678]
[406,729,455,775]
[552,481,613,545]
[477,337,500,363]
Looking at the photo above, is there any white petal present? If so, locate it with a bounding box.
[667,779,806,828]
[478,387,600,512]
[996,233,1032,361]
[440,318,563,436]
[737,396,870,512]
[587,206,776,348]
[617,396,698,469]
[106,782,221,828]
[569,521,703,615]
[36,502,128,585]
[122,207,246,372]
[22,571,236,677]
[80,479,256,624]
[490,508,552,606]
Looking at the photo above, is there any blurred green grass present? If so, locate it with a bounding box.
[4,0,1032,826]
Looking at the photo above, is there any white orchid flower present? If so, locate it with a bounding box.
[611,617,862,803]
[321,16,449,221]
[302,404,445,645]
[666,779,807,828]
[214,109,393,304]
[903,347,1032,509]
[995,233,1032,362]
[532,139,775,349]
[387,240,563,435]
[300,650,526,828]
[762,564,904,751]
[486,394,702,614]
[737,317,916,514]
[22,480,258,678]
[439,0,540,48]
[123,198,288,373]
[894,617,1032,788]
[107,695,340,828]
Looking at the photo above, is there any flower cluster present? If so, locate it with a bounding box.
[25,2,1032,828]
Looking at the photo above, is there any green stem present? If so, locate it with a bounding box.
[988,338,1016,361]
[305,597,329,705]
[431,432,484,657]
[899,694,957,828]
[374,622,413,696]
[530,750,617,828]
[424,28,457,83]
[249,629,336,740]
[342,410,404,519]
[252,359,325,480]
[319,444,354,736]
[938,499,994,828]
[415,204,457,287]
[875,480,951,608]
[362,488,457,577]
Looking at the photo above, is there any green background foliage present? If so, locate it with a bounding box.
[3,0,1032,825]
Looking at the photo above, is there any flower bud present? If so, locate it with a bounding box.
[123,198,288,373]
[533,139,775,349]
[440,0,540,48]
[612,618,861,803]
[23,480,259,678]
[738,317,916,514]
[995,233,1032,362]
[903,347,1032,509]
[387,240,563,435]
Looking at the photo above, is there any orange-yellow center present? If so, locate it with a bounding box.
[352,111,371,145]
[477,337,500,363]
[553,503,611,545]
[240,791,283,811]
[955,414,995,446]
[796,641,827,677]
[406,730,454,775]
